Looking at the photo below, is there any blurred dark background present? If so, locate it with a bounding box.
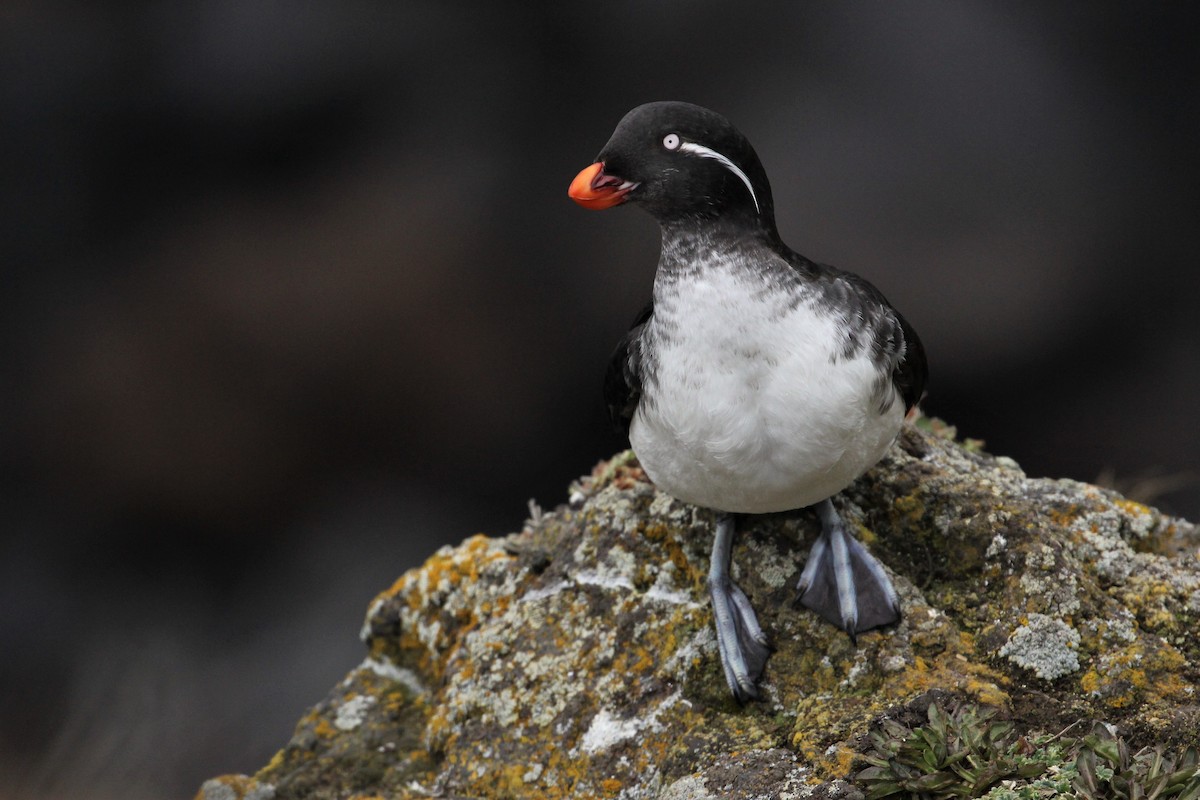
[2,3,1198,798]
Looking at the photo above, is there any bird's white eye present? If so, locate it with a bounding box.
[662,133,681,151]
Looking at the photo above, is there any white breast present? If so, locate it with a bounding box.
[630,261,902,514]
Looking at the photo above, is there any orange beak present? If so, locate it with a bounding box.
[568,162,637,210]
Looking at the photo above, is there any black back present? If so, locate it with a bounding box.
[604,301,653,434]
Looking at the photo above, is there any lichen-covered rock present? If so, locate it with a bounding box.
[198,420,1200,800]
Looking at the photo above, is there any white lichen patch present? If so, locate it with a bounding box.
[1075,528,1137,583]
[1119,500,1158,540]
[604,544,640,578]
[414,617,444,657]
[648,492,692,523]
[914,606,945,630]
[334,694,377,731]
[998,613,1080,680]
[1018,561,1080,616]
[663,749,813,800]
[587,487,646,536]
[575,690,688,755]
[351,656,427,696]
[1060,492,1165,548]
[840,653,871,688]
[578,708,643,754]
[197,780,238,800]
[741,537,795,589]
[660,775,715,800]
[520,579,570,603]
[1079,611,1137,645]
[1039,482,1190,590]
[985,533,1008,559]
[360,595,387,642]
[574,570,636,592]
[993,455,1023,473]
[1025,544,1056,570]
[661,625,714,682]
[198,780,277,800]
[645,567,700,607]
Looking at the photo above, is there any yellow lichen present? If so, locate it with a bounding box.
[382,689,407,715]
[1047,506,1082,531]
[855,522,880,545]
[1150,670,1193,703]
[259,748,285,775]
[1079,641,1171,709]
[642,522,701,584]
[893,494,925,522]
[823,743,859,778]
[1114,498,1153,519]
[601,777,623,794]
[313,718,336,740]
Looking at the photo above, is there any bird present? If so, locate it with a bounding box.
[567,101,928,702]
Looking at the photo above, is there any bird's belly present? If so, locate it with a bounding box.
[630,307,903,514]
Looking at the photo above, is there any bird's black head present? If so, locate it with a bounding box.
[569,101,776,232]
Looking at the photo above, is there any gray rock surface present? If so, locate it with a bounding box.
[198,420,1200,800]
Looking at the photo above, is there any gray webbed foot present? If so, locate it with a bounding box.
[708,513,771,701]
[795,498,900,639]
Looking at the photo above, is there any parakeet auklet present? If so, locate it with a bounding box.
[568,101,928,701]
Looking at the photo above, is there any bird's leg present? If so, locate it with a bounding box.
[708,512,771,701]
[795,498,900,640]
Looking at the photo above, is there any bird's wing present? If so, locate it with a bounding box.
[604,301,654,434]
[837,271,928,413]
[797,255,928,413]
[892,310,928,411]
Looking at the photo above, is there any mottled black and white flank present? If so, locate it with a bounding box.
[569,101,927,701]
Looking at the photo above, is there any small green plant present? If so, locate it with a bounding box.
[1072,723,1200,800]
[855,704,1200,800]
[857,702,1051,799]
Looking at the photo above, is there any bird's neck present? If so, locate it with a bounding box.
[658,219,779,279]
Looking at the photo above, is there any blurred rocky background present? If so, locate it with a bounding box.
[1,3,1197,799]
